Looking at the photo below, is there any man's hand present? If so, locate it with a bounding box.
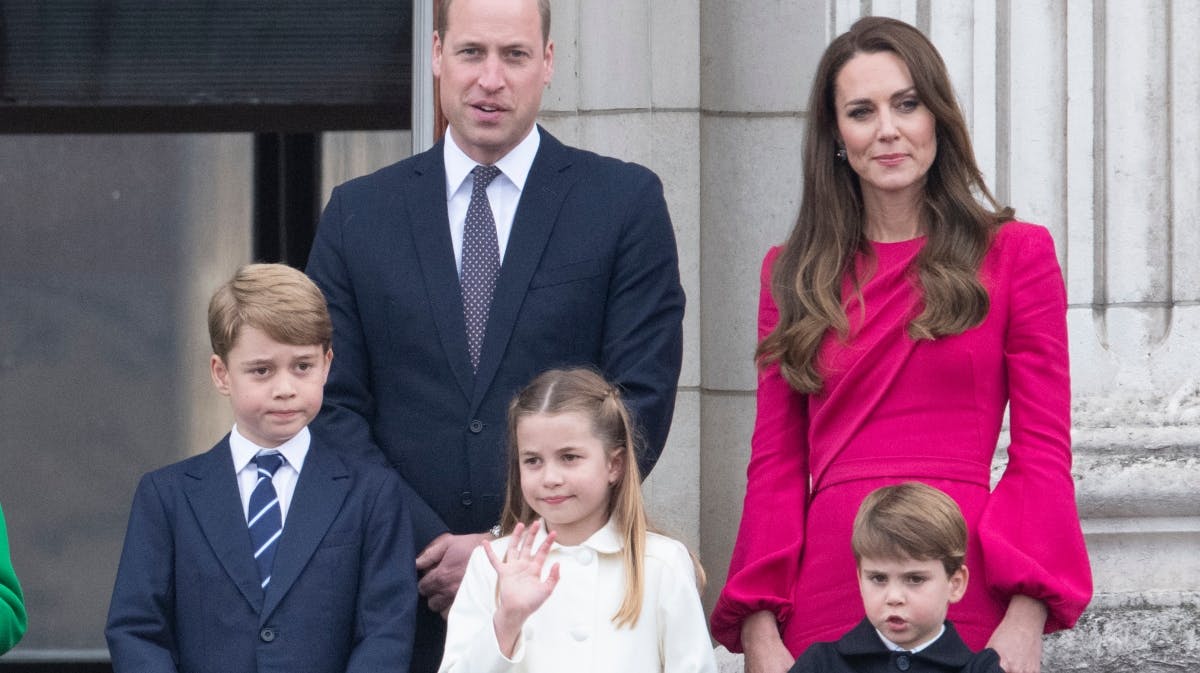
[416,532,493,617]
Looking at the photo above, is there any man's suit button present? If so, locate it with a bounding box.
[469,419,484,433]
[259,627,276,642]
[460,491,473,506]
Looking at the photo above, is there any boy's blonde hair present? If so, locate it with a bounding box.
[500,367,648,628]
[852,482,967,576]
[208,263,332,360]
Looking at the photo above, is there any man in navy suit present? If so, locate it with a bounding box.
[305,0,685,670]
[106,264,416,673]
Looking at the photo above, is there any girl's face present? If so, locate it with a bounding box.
[516,411,622,546]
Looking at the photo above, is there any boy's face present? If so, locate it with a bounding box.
[210,325,332,448]
[857,555,967,650]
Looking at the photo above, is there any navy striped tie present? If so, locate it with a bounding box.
[248,451,285,590]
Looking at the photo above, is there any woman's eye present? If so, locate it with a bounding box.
[898,98,920,112]
[848,107,871,120]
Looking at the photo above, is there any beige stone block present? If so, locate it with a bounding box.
[699,114,804,391]
[647,112,702,389]
[578,0,652,110]
[699,390,756,612]
[644,389,701,551]
[536,114,582,148]
[699,0,826,113]
[650,0,701,108]
[542,0,580,113]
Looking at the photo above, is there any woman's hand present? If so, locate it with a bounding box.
[741,610,794,673]
[486,521,560,658]
[986,594,1048,673]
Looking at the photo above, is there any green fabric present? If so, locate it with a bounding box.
[0,503,27,653]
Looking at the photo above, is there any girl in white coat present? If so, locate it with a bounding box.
[438,368,717,673]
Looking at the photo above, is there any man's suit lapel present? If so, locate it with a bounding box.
[472,130,578,408]
[260,439,350,622]
[182,438,264,614]
[407,144,475,400]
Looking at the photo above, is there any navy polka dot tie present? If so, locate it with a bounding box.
[461,165,502,372]
[247,451,284,590]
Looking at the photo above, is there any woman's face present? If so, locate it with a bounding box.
[834,51,937,207]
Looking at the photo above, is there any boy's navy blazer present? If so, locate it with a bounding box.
[306,126,685,548]
[789,619,1003,673]
[105,432,416,673]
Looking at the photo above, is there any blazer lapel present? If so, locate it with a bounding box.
[472,129,579,408]
[259,440,350,622]
[182,438,264,613]
[407,143,476,401]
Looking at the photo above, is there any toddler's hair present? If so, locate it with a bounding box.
[851,481,967,576]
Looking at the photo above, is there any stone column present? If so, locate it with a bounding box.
[538,0,705,550]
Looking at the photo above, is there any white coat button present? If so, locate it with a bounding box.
[576,548,595,565]
[570,626,590,641]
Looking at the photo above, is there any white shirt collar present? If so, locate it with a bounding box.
[229,425,311,475]
[876,623,946,654]
[443,124,541,199]
[517,515,626,555]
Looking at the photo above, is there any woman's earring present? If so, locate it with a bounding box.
[835,147,847,162]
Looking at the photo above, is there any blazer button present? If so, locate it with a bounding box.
[895,653,911,671]
[259,627,276,643]
[469,419,484,433]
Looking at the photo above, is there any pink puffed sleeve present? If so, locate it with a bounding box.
[979,223,1093,631]
[710,247,811,651]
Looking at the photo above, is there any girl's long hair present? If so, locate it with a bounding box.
[758,16,1013,393]
[500,368,649,628]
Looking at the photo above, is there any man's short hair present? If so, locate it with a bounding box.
[436,0,551,45]
[208,263,332,360]
[851,482,967,576]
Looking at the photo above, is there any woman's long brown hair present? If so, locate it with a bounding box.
[758,16,1014,393]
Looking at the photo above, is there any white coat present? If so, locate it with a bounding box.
[438,519,718,673]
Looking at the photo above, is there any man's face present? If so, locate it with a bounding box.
[433,0,554,165]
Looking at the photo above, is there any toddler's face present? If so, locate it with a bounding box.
[515,411,621,546]
[210,325,331,448]
[857,555,966,650]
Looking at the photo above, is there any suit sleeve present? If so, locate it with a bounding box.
[0,504,27,654]
[978,224,1092,631]
[601,168,685,476]
[345,469,419,673]
[711,247,810,652]
[104,474,181,673]
[307,186,449,547]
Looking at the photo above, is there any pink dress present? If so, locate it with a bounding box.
[710,222,1092,654]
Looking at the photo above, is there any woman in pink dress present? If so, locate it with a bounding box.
[709,17,1091,673]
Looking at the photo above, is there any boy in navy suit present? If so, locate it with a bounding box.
[106,264,416,673]
[789,483,1003,673]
